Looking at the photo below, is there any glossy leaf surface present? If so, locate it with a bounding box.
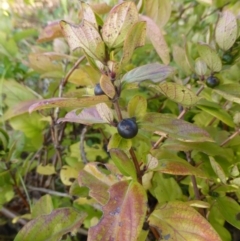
[88,181,147,241]
[149,201,222,241]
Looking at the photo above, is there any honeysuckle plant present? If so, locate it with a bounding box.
[1,0,240,241]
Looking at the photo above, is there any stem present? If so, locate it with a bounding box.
[0,207,27,225]
[28,186,72,198]
[220,129,240,147]
[129,147,142,184]
[113,99,123,121]
[80,126,88,164]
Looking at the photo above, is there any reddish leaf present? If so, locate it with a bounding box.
[37,21,63,43]
[28,96,110,113]
[140,15,170,64]
[58,107,108,125]
[78,163,121,205]
[149,201,222,241]
[88,180,147,241]
[147,154,208,178]
[142,113,213,142]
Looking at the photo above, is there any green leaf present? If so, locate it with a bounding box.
[197,100,234,127]
[162,139,233,159]
[121,63,175,83]
[102,2,139,48]
[121,21,146,66]
[31,195,54,219]
[172,45,192,75]
[197,43,222,72]
[147,154,208,178]
[14,208,87,241]
[0,128,9,150]
[127,95,147,119]
[78,163,120,205]
[36,163,56,176]
[108,133,132,151]
[142,113,214,142]
[213,83,240,104]
[148,201,222,241]
[153,82,201,106]
[151,172,182,204]
[209,156,227,184]
[0,185,14,209]
[145,0,171,28]
[215,10,238,51]
[88,180,147,241]
[28,96,110,113]
[140,15,170,64]
[110,149,137,179]
[216,196,240,229]
[60,20,105,61]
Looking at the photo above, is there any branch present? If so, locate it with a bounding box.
[220,129,240,147]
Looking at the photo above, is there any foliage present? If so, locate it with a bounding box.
[1,0,240,241]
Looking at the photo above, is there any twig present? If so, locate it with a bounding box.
[220,129,240,147]
[80,125,88,164]
[129,147,142,184]
[0,207,27,226]
[27,186,72,198]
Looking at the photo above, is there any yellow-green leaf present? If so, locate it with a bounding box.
[172,45,192,75]
[213,84,240,104]
[197,43,222,72]
[60,20,105,61]
[209,156,227,184]
[121,21,146,66]
[127,95,147,119]
[102,1,139,48]
[215,10,238,51]
[36,164,56,176]
[149,201,222,241]
[108,133,132,151]
[15,208,87,241]
[100,74,116,98]
[153,82,201,106]
[146,0,171,28]
[60,165,79,186]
